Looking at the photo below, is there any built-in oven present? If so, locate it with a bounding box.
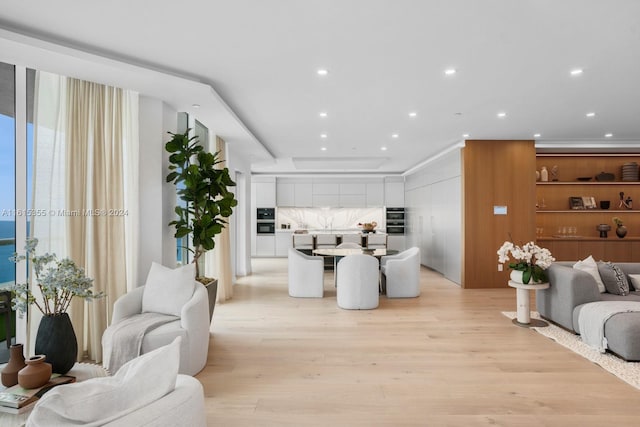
[386,207,405,234]
[256,208,275,220]
[257,221,275,235]
[256,208,276,235]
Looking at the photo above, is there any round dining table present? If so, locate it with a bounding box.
[312,248,399,290]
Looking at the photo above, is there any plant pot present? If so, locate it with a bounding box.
[197,277,218,320]
[510,270,528,284]
[1,343,27,387]
[616,225,628,238]
[35,313,78,374]
[18,355,52,389]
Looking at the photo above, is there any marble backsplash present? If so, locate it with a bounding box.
[276,207,384,232]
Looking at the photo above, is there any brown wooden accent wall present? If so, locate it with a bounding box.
[462,140,537,288]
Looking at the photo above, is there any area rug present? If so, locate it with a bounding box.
[502,311,640,390]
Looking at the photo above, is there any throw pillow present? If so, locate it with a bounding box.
[27,337,181,427]
[573,255,606,293]
[142,262,196,316]
[597,261,630,296]
[627,274,640,292]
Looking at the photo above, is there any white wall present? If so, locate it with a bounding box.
[228,145,253,277]
[137,96,178,284]
[405,148,462,284]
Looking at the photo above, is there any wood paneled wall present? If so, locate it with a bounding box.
[462,140,536,288]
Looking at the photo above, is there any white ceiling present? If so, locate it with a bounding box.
[1,0,640,174]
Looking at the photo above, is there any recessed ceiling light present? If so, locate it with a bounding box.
[444,68,457,75]
[192,104,200,109]
[381,146,387,151]
[408,112,417,118]
[605,133,613,138]
[391,133,399,139]
[497,112,507,118]
[586,112,596,117]
[570,69,584,76]
[317,69,329,76]
[320,133,327,139]
[534,133,541,138]
[321,147,327,151]
[319,112,328,117]
[462,134,470,138]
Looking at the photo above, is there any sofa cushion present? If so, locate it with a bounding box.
[628,274,640,291]
[598,261,630,296]
[142,262,196,316]
[573,255,606,293]
[27,337,181,427]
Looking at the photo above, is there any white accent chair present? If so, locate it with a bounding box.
[288,248,324,297]
[380,247,421,298]
[103,283,210,376]
[366,233,388,249]
[336,254,379,310]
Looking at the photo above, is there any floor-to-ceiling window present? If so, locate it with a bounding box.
[0,63,16,293]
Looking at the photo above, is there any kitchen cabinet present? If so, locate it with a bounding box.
[254,179,276,207]
[255,235,275,257]
[294,183,313,207]
[366,182,384,207]
[384,181,405,207]
[275,231,293,257]
[276,182,295,206]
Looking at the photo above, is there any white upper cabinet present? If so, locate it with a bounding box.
[384,181,405,207]
[254,178,276,207]
[294,183,313,207]
[276,182,295,206]
[366,182,384,207]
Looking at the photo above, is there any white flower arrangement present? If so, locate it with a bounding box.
[9,238,104,315]
[497,240,555,284]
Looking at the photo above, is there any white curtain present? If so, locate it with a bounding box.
[203,136,233,303]
[29,71,139,362]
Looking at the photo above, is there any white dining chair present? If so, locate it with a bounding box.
[380,247,421,298]
[336,254,379,310]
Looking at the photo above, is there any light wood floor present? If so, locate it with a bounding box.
[199,259,640,426]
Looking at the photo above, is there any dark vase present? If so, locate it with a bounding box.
[1,343,27,387]
[616,225,628,238]
[35,313,78,374]
[18,355,52,389]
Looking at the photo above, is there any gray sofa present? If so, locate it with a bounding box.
[536,262,640,361]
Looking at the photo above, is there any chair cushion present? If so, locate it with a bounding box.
[28,337,181,427]
[142,262,196,316]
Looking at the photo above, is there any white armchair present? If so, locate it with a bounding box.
[103,282,210,376]
[381,247,421,298]
[336,254,379,310]
[288,248,324,297]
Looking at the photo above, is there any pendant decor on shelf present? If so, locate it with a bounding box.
[35,313,78,374]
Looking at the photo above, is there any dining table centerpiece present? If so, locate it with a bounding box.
[10,238,104,374]
[497,240,555,284]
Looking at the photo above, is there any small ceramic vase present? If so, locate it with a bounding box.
[1,343,27,387]
[18,355,52,389]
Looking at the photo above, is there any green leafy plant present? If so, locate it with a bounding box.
[165,130,238,278]
[613,216,624,227]
[10,238,104,315]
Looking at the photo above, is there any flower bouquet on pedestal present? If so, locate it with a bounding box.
[497,240,555,284]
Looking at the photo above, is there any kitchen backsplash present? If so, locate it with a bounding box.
[277,207,384,231]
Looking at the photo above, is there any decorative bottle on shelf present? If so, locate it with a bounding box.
[1,343,27,387]
[18,355,52,389]
[540,166,549,182]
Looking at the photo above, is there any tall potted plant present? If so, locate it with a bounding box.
[165,129,238,317]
